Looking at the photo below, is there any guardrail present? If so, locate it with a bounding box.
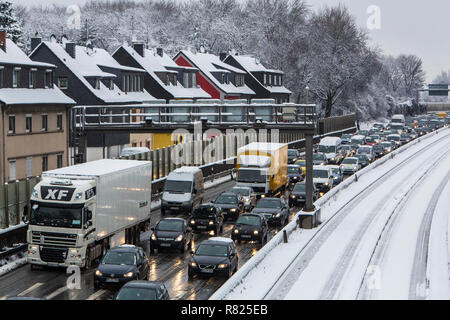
[209,125,448,300]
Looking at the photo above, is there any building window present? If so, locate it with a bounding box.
[42,114,48,131]
[57,154,63,168]
[95,78,100,89]
[183,72,189,88]
[263,73,267,85]
[58,77,68,89]
[57,114,63,130]
[26,157,33,177]
[13,68,20,87]
[26,115,32,133]
[192,73,197,87]
[0,68,3,88]
[109,79,114,90]
[9,160,16,181]
[9,115,15,134]
[44,70,53,88]
[42,156,48,172]
[29,69,37,88]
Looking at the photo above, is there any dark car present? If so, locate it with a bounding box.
[150,218,193,253]
[213,192,243,220]
[230,186,257,212]
[287,165,303,187]
[340,134,352,145]
[188,237,238,279]
[338,144,354,158]
[329,165,344,185]
[400,133,411,145]
[289,182,318,207]
[231,213,268,244]
[372,144,385,158]
[189,204,224,236]
[94,245,150,289]
[313,152,328,165]
[288,149,300,164]
[356,154,370,168]
[251,197,290,226]
[115,281,169,300]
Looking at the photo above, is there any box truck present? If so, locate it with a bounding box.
[26,159,152,269]
[236,142,288,197]
[318,136,343,164]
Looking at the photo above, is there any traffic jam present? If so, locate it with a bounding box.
[20,113,448,300]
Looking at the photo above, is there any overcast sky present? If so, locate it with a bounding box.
[11,0,447,83]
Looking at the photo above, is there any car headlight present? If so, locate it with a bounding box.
[175,234,183,242]
[124,271,134,278]
[334,176,338,180]
[261,195,266,198]
[190,219,195,224]
[274,213,281,217]
[151,233,157,241]
[190,262,197,268]
[331,158,335,161]
[230,208,237,212]
[95,270,103,277]
[324,182,329,186]
[208,221,214,225]
[244,198,250,203]
[253,230,259,235]
[28,245,38,255]
[217,264,228,269]
[291,195,296,198]
[31,189,39,198]
[234,229,239,234]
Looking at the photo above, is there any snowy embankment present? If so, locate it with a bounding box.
[210,127,449,300]
[0,252,27,278]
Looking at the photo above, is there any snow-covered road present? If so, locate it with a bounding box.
[216,127,450,300]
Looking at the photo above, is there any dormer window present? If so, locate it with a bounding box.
[44,70,53,88]
[13,67,21,88]
[109,79,114,90]
[263,73,267,86]
[95,78,100,89]
[29,69,37,88]
[192,73,197,87]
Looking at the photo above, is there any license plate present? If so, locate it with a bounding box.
[241,235,251,239]
[106,278,119,283]
[170,207,179,210]
[201,269,214,273]
[160,243,171,247]
[197,226,207,229]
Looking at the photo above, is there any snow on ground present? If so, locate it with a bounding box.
[0,253,27,277]
[215,128,450,300]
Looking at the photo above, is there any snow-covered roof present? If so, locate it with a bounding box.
[32,41,152,104]
[238,142,286,154]
[177,50,255,96]
[81,46,146,73]
[319,137,342,146]
[0,39,55,68]
[116,46,211,99]
[228,54,292,95]
[0,87,75,105]
[43,159,151,177]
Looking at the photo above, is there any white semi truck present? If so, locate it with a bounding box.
[26,159,152,269]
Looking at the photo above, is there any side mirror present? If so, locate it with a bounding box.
[22,215,28,224]
[193,188,197,194]
[151,227,155,231]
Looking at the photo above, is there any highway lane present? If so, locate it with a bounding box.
[0,178,297,300]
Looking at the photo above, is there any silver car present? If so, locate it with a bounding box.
[230,186,257,212]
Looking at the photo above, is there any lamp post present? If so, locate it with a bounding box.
[304,85,315,212]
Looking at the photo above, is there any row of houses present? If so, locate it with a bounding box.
[0,32,292,183]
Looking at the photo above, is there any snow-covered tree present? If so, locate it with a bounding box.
[0,0,22,44]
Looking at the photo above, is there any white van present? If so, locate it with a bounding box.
[161,167,204,215]
[313,165,334,192]
[318,136,343,164]
[120,147,150,158]
[356,145,375,162]
[391,114,405,125]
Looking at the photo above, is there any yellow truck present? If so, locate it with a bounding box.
[236,142,288,197]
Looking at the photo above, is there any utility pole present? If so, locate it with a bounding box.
[304,86,315,212]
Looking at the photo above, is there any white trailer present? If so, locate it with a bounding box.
[26,159,152,268]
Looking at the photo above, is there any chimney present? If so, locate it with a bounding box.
[156,48,163,57]
[65,42,76,59]
[133,42,145,57]
[219,52,227,61]
[31,37,42,52]
[0,31,6,52]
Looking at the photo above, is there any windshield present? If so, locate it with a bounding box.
[318,145,336,153]
[156,220,183,232]
[192,206,216,218]
[313,169,329,178]
[351,139,364,145]
[295,160,306,166]
[237,169,266,183]
[343,158,357,164]
[256,199,282,209]
[116,288,157,300]
[215,194,238,204]
[357,155,368,161]
[331,168,340,175]
[231,188,250,196]
[30,203,82,229]
[287,167,301,174]
[288,150,298,156]
[388,136,400,141]
[293,184,306,192]
[102,251,135,265]
[358,147,371,154]
[195,244,228,257]
[164,180,192,193]
[341,134,352,139]
[236,215,261,226]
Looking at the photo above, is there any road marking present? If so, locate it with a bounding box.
[45,286,69,300]
[17,282,44,296]
[87,289,106,300]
